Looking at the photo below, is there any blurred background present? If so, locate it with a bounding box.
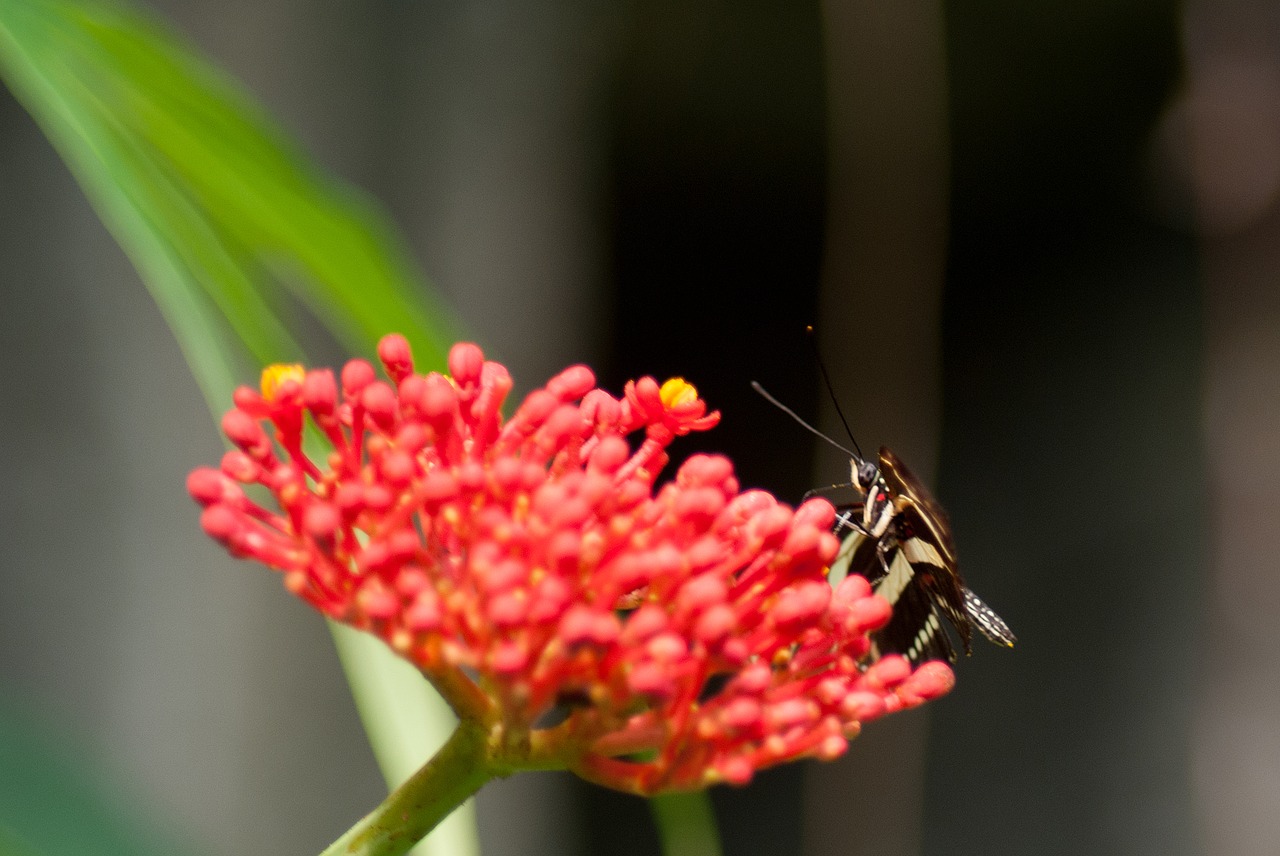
[1,0,1274,854]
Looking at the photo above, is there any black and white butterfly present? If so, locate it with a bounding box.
[830,445,1015,665]
[752,381,1015,666]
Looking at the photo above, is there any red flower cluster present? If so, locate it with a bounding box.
[188,336,953,794]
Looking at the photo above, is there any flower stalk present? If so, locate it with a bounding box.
[319,721,495,856]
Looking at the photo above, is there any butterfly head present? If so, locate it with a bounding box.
[852,457,895,539]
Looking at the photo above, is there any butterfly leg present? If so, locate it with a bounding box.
[831,501,868,536]
[803,481,862,503]
[859,538,903,589]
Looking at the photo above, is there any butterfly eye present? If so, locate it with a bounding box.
[856,460,879,489]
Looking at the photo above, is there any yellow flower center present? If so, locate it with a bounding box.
[260,363,306,402]
[659,377,700,409]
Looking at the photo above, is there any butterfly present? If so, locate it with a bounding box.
[830,445,1015,665]
[751,381,1015,665]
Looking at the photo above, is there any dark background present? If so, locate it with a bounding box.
[6,0,1272,854]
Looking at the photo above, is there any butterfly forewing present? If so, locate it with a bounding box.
[877,448,958,566]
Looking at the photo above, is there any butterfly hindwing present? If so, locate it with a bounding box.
[869,547,957,665]
[963,587,1017,648]
[895,503,972,654]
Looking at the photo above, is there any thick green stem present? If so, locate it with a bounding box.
[320,721,497,856]
[650,791,723,856]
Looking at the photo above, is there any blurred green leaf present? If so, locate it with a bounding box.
[0,703,191,856]
[0,0,458,403]
[0,2,473,854]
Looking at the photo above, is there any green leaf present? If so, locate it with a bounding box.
[0,2,474,854]
[0,703,192,856]
[0,0,460,397]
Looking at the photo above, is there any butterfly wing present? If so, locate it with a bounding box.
[879,452,968,653]
[834,519,964,665]
[877,447,957,566]
[870,547,958,664]
[963,587,1017,648]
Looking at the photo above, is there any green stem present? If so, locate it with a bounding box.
[650,791,723,856]
[320,722,497,856]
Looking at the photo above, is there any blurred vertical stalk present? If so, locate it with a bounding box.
[1180,3,1280,855]
[806,2,951,855]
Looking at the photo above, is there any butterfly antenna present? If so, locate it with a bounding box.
[805,325,865,460]
[751,381,860,460]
